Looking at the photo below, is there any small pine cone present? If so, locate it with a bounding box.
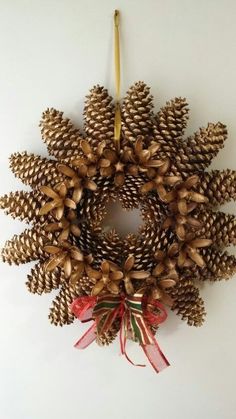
[26,262,65,294]
[40,108,83,161]
[176,123,227,175]
[96,319,120,346]
[123,227,173,271]
[83,85,115,148]
[121,82,154,143]
[77,223,100,257]
[167,277,206,326]
[140,193,167,226]
[93,229,123,267]
[77,273,94,295]
[191,248,236,281]
[0,190,50,224]
[195,210,236,248]
[118,174,146,210]
[9,152,65,188]
[48,283,81,326]
[79,194,107,228]
[153,97,189,157]
[1,226,56,265]
[198,170,236,205]
[79,177,114,226]
[123,232,151,270]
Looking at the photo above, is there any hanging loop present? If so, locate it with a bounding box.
[114,10,121,152]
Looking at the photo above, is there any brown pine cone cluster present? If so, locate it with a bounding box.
[1,81,236,346]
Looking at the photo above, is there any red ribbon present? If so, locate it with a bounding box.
[71,294,169,373]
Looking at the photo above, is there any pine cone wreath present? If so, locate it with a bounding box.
[1,81,236,370]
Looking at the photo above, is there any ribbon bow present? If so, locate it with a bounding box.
[71,291,169,373]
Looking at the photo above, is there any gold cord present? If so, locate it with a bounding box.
[114,10,121,152]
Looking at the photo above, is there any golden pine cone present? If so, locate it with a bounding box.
[76,223,101,257]
[191,248,236,281]
[9,152,65,188]
[83,85,115,148]
[96,319,120,346]
[78,227,124,268]
[94,229,123,266]
[196,210,236,248]
[153,97,189,157]
[176,123,227,176]
[117,174,146,210]
[198,170,236,205]
[122,231,153,271]
[79,228,123,267]
[0,190,49,224]
[129,225,174,271]
[79,176,115,227]
[140,193,167,226]
[48,283,81,326]
[1,226,56,265]
[76,273,94,295]
[167,277,206,326]
[121,81,154,143]
[26,262,65,294]
[40,108,83,161]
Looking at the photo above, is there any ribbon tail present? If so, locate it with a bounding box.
[74,323,97,350]
[119,315,145,368]
[142,337,170,373]
[119,315,125,355]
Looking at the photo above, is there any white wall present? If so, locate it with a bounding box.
[0,1,236,418]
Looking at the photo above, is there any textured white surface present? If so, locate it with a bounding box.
[0,1,236,418]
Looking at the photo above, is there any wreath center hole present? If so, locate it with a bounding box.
[102,201,143,236]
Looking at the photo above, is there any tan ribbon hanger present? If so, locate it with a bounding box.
[114,10,121,152]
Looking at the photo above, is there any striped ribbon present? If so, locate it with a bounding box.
[71,292,169,373]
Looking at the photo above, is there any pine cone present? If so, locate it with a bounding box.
[123,227,173,271]
[40,108,83,161]
[48,283,81,326]
[96,229,123,266]
[76,273,94,295]
[167,277,206,326]
[117,174,146,210]
[96,319,120,346]
[1,226,56,265]
[190,248,236,281]
[198,170,236,205]
[9,152,65,188]
[0,190,49,224]
[195,210,236,248]
[26,262,65,294]
[77,223,99,256]
[176,123,227,176]
[78,225,123,267]
[153,97,189,158]
[83,85,115,148]
[79,176,114,227]
[121,82,154,143]
[140,193,167,226]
